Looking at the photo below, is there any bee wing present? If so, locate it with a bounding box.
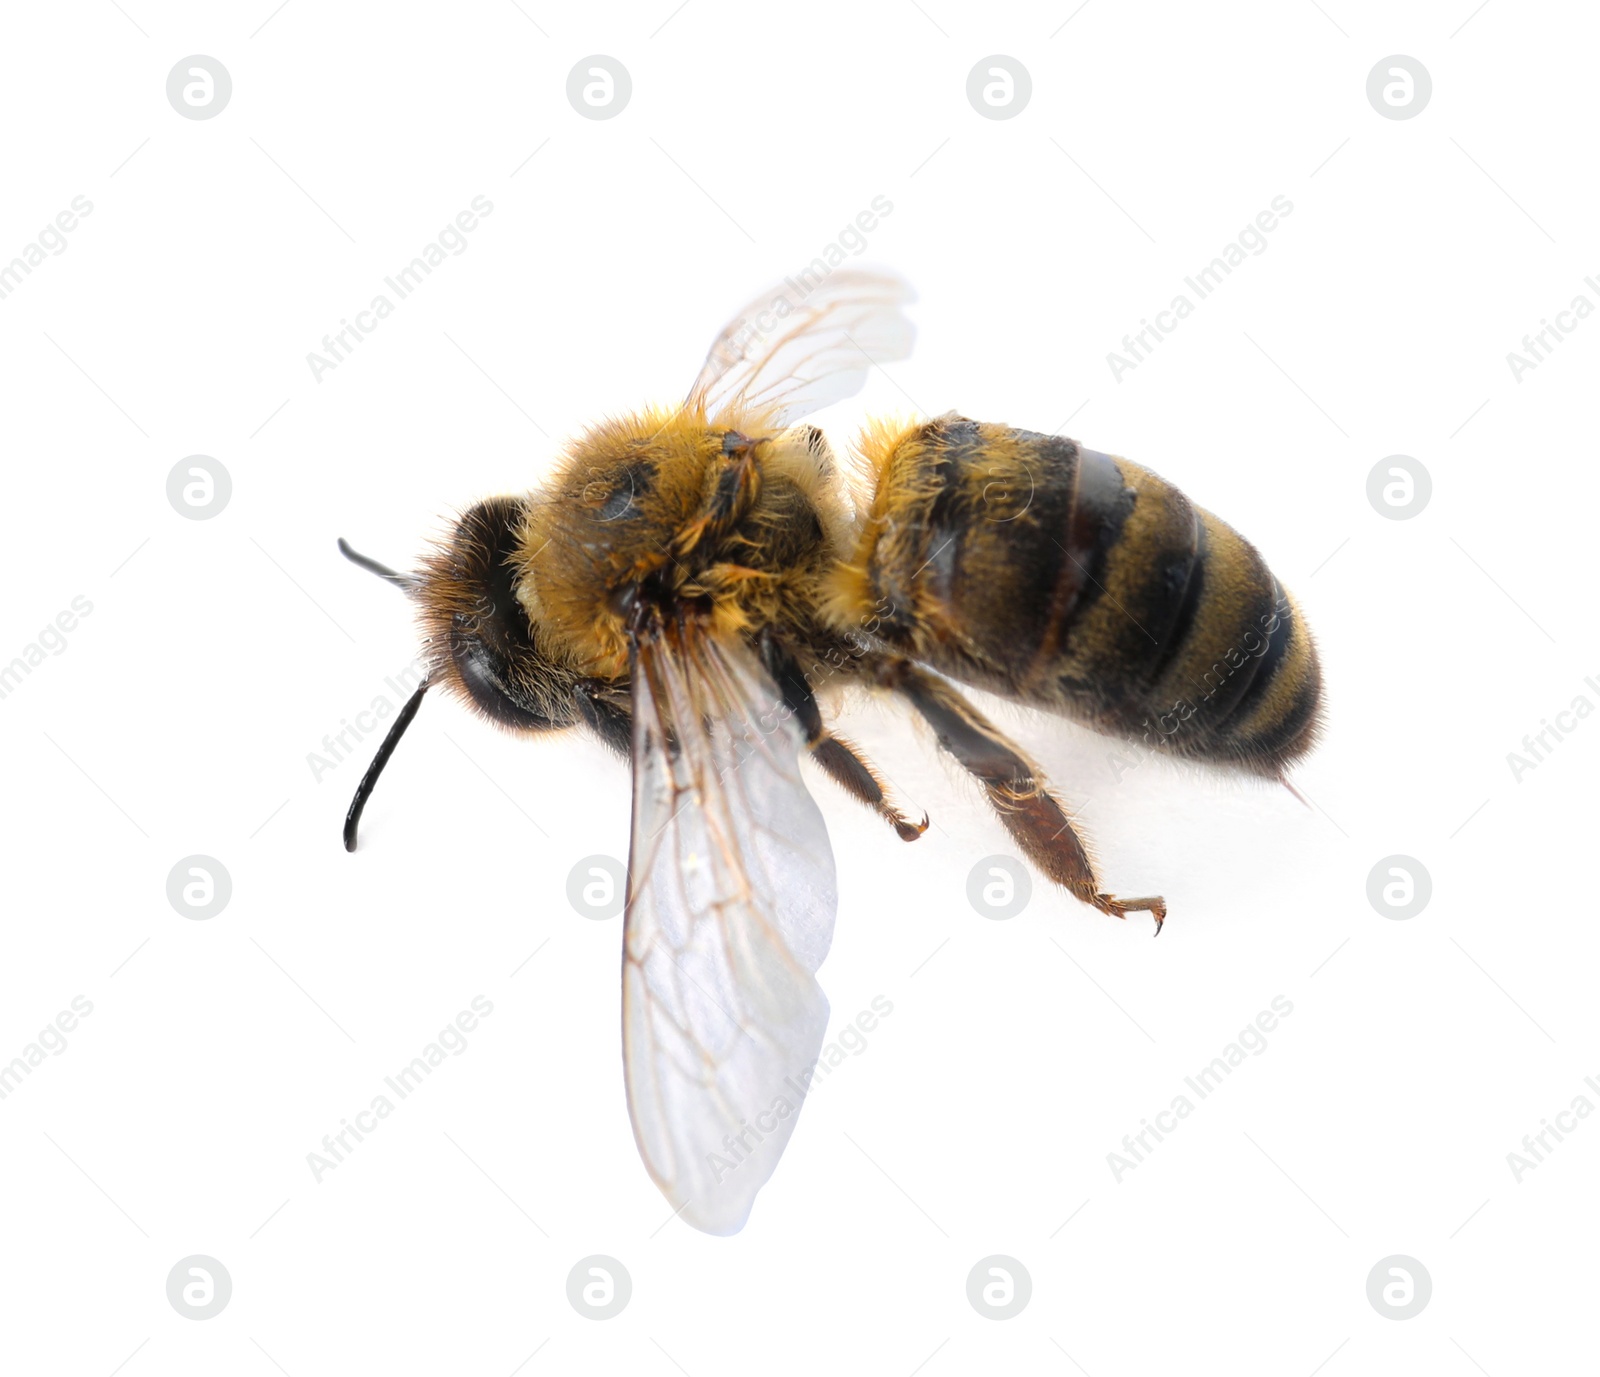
[686,270,916,427]
[623,620,838,1234]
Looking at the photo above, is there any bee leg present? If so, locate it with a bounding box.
[811,735,929,842]
[883,660,1166,934]
[759,630,928,841]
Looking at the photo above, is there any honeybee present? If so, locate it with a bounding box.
[339,271,1322,1234]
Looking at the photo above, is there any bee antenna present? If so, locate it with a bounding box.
[344,678,431,852]
[338,537,418,594]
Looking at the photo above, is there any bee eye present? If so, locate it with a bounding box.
[434,498,578,733]
[450,622,560,730]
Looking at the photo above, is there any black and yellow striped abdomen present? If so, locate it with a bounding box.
[834,415,1321,774]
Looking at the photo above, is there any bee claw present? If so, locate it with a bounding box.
[893,811,931,842]
[1095,893,1167,936]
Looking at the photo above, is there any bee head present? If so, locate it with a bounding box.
[336,504,600,851]
[416,496,583,731]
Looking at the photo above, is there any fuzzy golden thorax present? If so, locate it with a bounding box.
[512,407,853,680]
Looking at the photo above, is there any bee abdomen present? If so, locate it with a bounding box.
[842,416,1321,773]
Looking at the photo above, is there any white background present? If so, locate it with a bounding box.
[1,1,1595,1372]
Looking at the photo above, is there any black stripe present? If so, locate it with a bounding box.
[1187,564,1278,729]
[1238,671,1321,765]
[1144,515,1208,686]
[1130,495,1203,687]
[1055,447,1135,638]
[1214,581,1294,732]
[921,419,986,611]
[1004,433,1078,680]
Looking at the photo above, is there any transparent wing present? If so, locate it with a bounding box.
[623,620,838,1234]
[686,269,916,428]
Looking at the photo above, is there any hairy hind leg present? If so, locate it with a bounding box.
[882,660,1165,933]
